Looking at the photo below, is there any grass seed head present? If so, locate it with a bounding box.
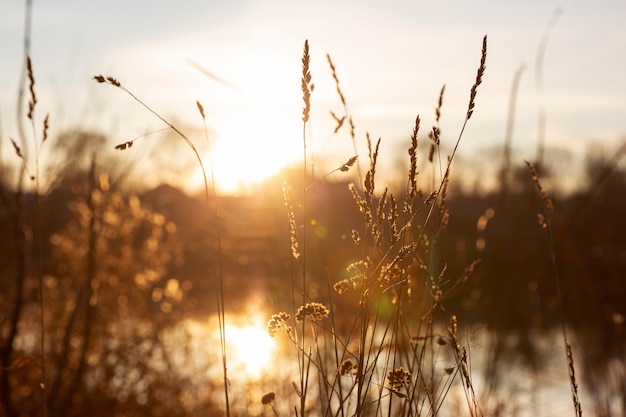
[466,35,487,120]
[301,40,312,123]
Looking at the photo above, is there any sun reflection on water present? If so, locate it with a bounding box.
[168,311,297,415]
[224,323,275,379]
[182,315,273,366]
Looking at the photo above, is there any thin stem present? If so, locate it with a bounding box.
[96,76,230,415]
[198,102,230,417]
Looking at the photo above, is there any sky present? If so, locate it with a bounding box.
[1,0,625,194]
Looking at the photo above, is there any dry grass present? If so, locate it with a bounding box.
[87,32,592,417]
[526,160,583,417]
[3,20,600,415]
[256,35,491,417]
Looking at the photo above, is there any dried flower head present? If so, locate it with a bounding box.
[378,263,405,289]
[261,392,275,405]
[387,367,411,391]
[295,302,329,322]
[346,260,369,291]
[267,312,291,337]
[339,358,356,375]
[333,279,351,295]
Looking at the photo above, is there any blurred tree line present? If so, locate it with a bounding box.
[1,129,625,416]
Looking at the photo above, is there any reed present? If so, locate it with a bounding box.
[264,35,488,417]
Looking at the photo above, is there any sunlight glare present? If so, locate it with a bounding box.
[201,108,301,194]
[226,324,275,378]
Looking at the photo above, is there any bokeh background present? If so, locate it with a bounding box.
[1,1,625,416]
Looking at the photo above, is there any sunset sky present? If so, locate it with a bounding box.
[1,1,625,193]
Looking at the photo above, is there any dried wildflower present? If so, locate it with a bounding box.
[261,392,275,405]
[295,302,329,322]
[346,260,369,291]
[387,367,411,391]
[378,263,405,289]
[267,312,291,337]
[347,260,368,275]
[350,274,366,291]
[333,279,351,295]
[339,358,355,375]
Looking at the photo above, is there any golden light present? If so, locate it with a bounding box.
[180,314,278,380]
[225,324,276,378]
[202,107,302,194]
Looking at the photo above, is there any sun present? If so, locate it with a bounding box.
[201,107,302,194]
[225,324,276,378]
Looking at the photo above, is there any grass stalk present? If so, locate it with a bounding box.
[93,75,231,416]
[525,160,583,417]
[298,39,313,417]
